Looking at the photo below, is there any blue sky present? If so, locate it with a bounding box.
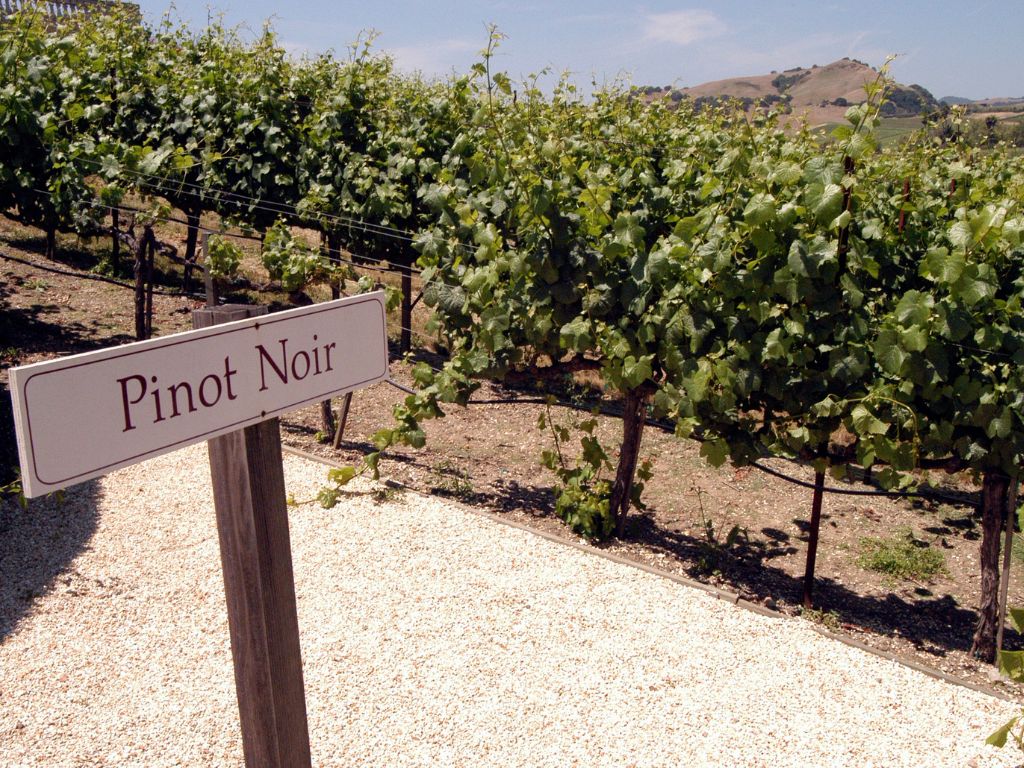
[138,2,1022,99]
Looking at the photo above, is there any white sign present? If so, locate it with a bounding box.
[10,292,389,497]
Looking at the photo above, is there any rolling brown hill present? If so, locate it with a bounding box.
[642,58,939,126]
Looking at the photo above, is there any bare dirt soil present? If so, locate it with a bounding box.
[2,219,1022,700]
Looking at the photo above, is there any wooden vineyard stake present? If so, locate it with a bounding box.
[202,232,219,308]
[400,266,413,355]
[145,233,155,338]
[133,226,148,340]
[111,208,121,274]
[331,391,354,449]
[996,477,1020,653]
[802,470,826,609]
[193,305,312,768]
[319,398,336,439]
[898,179,910,235]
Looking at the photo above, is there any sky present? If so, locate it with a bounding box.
[136,1,1023,100]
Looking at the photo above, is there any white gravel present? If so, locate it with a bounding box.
[0,443,1020,767]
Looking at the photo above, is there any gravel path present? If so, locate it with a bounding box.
[1,444,1020,767]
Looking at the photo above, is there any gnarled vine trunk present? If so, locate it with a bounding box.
[184,208,201,267]
[134,226,155,340]
[972,470,1009,663]
[610,389,647,538]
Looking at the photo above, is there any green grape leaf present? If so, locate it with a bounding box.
[875,329,907,374]
[560,317,594,353]
[851,404,888,436]
[987,718,1015,748]
[920,247,965,284]
[998,650,1024,682]
[699,439,730,468]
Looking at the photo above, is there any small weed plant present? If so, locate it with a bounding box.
[1,476,27,509]
[371,485,404,505]
[856,527,947,582]
[430,459,474,500]
[691,484,747,575]
[538,403,651,541]
[799,606,843,632]
[205,234,243,279]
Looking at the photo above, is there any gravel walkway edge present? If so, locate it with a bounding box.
[282,444,1017,705]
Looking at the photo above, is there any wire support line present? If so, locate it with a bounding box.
[24,189,262,243]
[73,156,478,254]
[749,459,978,507]
[385,378,416,396]
[26,184,447,275]
[24,186,658,302]
[359,368,980,505]
[107,165,423,243]
[23,186,439,279]
[26,187,495,305]
[380,352,980,506]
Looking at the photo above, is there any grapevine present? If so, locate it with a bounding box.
[2,11,1024,658]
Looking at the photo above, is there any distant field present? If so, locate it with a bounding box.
[815,116,924,145]
[874,117,925,144]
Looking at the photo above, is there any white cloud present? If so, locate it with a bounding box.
[644,10,726,46]
[388,39,480,77]
[709,33,891,78]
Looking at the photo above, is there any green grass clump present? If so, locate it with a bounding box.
[799,606,842,632]
[856,527,947,582]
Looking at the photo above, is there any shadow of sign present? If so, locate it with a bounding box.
[0,479,100,641]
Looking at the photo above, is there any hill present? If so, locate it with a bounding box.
[641,58,940,126]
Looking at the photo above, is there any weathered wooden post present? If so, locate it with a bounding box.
[193,305,311,768]
[331,392,354,450]
[400,266,413,355]
[202,232,218,307]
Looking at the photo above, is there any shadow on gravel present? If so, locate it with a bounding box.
[0,481,100,641]
[621,512,1015,659]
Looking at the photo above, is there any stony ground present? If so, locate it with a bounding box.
[0,445,1020,768]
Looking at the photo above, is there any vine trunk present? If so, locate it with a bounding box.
[184,208,201,268]
[611,389,647,538]
[972,470,1009,663]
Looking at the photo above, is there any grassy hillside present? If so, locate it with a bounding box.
[642,58,939,126]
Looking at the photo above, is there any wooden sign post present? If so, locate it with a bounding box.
[9,293,391,768]
[196,305,311,767]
